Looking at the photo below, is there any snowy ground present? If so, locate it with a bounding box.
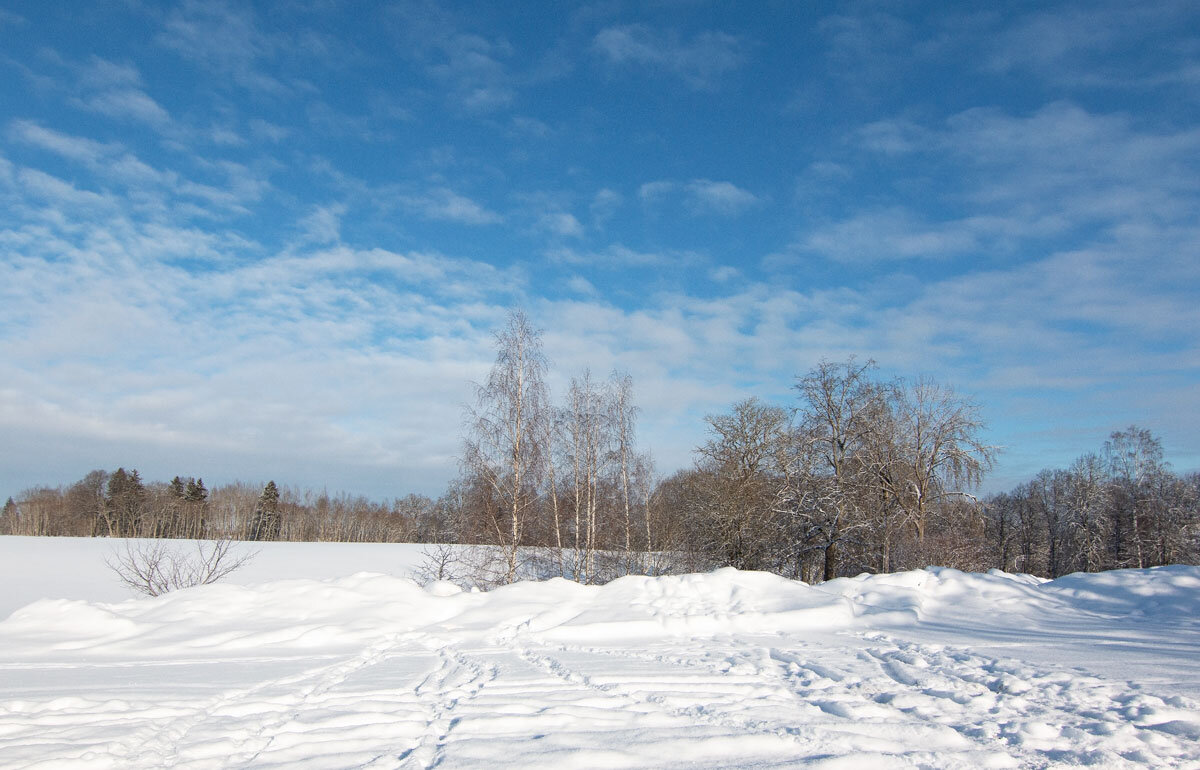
[1,537,1199,768]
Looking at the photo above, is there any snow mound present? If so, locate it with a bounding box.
[1040,565,1200,621]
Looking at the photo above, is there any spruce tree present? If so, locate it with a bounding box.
[184,478,208,503]
[105,468,146,537]
[2,497,16,535]
[249,481,281,541]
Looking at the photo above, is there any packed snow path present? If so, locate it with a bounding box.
[1,542,1199,768]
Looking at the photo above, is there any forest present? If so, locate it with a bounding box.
[4,311,1197,584]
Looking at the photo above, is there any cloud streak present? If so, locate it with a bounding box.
[593,25,747,89]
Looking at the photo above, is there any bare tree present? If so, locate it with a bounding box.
[1064,453,1110,572]
[562,370,610,582]
[462,309,551,584]
[891,378,997,554]
[1104,425,1166,568]
[694,397,790,571]
[773,424,840,580]
[795,359,888,581]
[610,370,641,573]
[107,539,257,597]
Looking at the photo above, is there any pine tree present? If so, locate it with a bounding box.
[249,481,282,541]
[105,468,146,537]
[184,478,208,503]
[2,497,16,535]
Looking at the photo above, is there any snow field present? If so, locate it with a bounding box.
[1,537,1199,768]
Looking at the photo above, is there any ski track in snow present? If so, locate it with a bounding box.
[1,550,1199,769]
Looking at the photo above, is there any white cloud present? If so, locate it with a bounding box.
[8,120,274,216]
[80,88,171,127]
[156,0,288,94]
[799,208,981,262]
[248,118,290,143]
[836,101,1200,261]
[16,168,113,209]
[547,244,699,269]
[1,178,1196,499]
[685,179,760,216]
[0,198,532,497]
[509,115,552,138]
[818,10,914,89]
[857,118,930,155]
[593,24,747,89]
[566,276,597,296]
[297,204,345,244]
[402,187,502,225]
[385,5,520,114]
[638,178,759,217]
[9,120,115,164]
[538,211,584,238]
[638,180,675,204]
[590,188,622,227]
[79,56,143,89]
[978,4,1197,89]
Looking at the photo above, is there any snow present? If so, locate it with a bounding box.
[1,537,1198,768]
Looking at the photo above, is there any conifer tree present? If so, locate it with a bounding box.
[2,497,16,535]
[249,481,282,541]
[185,478,208,502]
[105,468,146,537]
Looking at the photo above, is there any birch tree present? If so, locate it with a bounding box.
[462,310,550,584]
[562,370,608,582]
[610,371,638,572]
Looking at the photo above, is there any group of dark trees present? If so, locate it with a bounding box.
[3,311,1197,584]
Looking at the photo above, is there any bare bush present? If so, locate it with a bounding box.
[414,543,532,590]
[107,539,257,597]
[414,543,462,585]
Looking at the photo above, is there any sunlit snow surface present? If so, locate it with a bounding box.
[1,538,1198,768]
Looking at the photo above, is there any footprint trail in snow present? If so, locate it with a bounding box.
[2,564,1199,768]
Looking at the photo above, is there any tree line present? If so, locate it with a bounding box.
[3,310,1197,583]
[1,473,449,544]
[984,426,1199,577]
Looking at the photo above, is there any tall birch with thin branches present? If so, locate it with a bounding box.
[610,371,638,572]
[462,310,550,584]
[563,370,609,582]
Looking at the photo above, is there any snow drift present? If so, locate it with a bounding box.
[1,537,1198,768]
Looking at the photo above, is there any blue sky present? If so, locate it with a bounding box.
[1,0,1198,500]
